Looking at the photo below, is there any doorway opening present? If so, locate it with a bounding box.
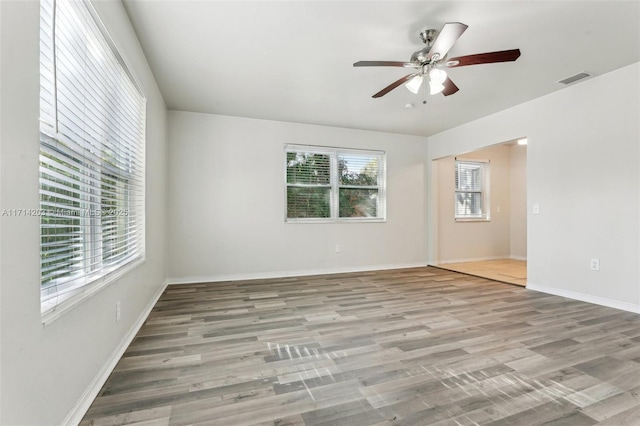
[430,139,527,286]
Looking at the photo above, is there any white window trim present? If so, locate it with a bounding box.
[284,144,386,223]
[454,158,490,222]
[41,257,145,326]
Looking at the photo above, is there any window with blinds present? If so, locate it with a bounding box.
[39,0,146,314]
[455,159,490,220]
[285,145,385,222]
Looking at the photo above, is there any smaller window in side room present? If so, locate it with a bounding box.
[285,145,386,222]
[455,159,490,221]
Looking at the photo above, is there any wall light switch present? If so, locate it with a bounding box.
[533,204,540,215]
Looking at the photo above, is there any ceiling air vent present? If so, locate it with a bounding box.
[558,72,591,85]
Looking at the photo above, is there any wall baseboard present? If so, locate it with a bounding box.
[168,262,429,285]
[62,280,168,426]
[526,282,640,314]
[509,255,527,261]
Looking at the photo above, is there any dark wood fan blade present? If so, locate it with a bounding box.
[354,61,414,68]
[442,77,459,96]
[446,49,521,67]
[372,73,417,98]
[428,22,468,60]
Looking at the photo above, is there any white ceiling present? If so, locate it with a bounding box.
[122,1,640,137]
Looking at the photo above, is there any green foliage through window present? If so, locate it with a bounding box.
[285,146,385,221]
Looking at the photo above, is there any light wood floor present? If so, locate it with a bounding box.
[435,259,527,287]
[81,267,640,425]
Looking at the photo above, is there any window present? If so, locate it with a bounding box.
[39,0,146,314]
[455,159,490,220]
[285,145,385,222]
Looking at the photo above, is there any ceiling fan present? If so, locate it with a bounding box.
[354,22,521,98]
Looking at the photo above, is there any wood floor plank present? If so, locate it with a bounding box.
[434,259,527,287]
[81,266,640,425]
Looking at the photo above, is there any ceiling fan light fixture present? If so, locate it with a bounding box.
[429,68,447,84]
[428,68,447,94]
[429,82,445,95]
[405,75,423,94]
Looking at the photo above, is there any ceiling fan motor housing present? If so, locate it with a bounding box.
[411,28,438,65]
[410,47,432,65]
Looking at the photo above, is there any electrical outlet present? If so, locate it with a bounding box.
[335,245,341,253]
[116,301,121,322]
[590,259,600,271]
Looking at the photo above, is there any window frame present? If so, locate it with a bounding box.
[284,144,386,223]
[39,0,146,321]
[454,158,490,222]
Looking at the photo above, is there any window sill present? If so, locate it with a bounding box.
[286,218,386,224]
[455,217,491,223]
[284,217,387,224]
[41,256,145,327]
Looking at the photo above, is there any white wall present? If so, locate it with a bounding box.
[435,144,512,262]
[167,111,428,282]
[427,62,640,311]
[0,1,168,424]
[510,144,527,259]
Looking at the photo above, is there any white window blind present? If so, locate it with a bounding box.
[39,0,146,314]
[285,145,386,221]
[455,159,490,220]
